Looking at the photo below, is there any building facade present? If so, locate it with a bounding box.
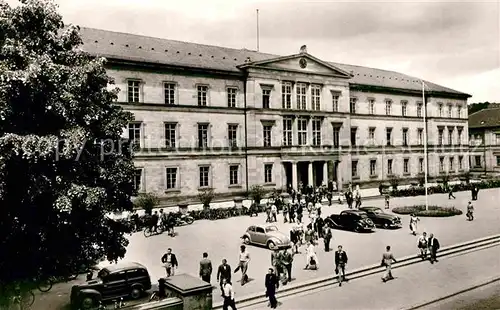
[468,107,500,175]
[80,28,471,202]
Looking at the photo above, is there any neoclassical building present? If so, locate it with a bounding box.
[80,28,471,202]
[468,106,500,175]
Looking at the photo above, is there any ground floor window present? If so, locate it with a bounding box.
[264,164,273,183]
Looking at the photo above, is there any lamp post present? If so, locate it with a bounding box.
[422,81,429,211]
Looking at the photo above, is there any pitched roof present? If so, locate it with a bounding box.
[78,27,470,97]
[468,108,500,128]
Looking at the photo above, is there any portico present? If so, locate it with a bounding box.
[282,160,340,190]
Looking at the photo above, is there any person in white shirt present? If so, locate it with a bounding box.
[221,278,237,310]
[237,245,251,285]
[305,241,318,270]
[271,204,277,222]
[417,232,428,259]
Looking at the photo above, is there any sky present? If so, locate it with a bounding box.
[43,0,500,102]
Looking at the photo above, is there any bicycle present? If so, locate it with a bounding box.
[11,289,35,310]
[144,225,164,238]
[149,290,174,302]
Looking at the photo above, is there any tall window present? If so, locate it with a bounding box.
[459,156,463,170]
[448,128,453,145]
[402,128,408,146]
[449,157,454,171]
[448,105,452,118]
[417,102,423,117]
[385,100,392,115]
[386,128,392,146]
[403,158,409,174]
[368,99,375,114]
[350,128,357,146]
[439,157,445,172]
[164,83,176,105]
[262,89,271,109]
[369,127,375,145]
[351,160,358,177]
[199,166,210,188]
[264,164,273,183]
[164,123,177,148]
[263,125,272,147]
[229,165,239,185]
[438,103,443,117]
[228,124,238,147]
[297,118,308,145]
[133,169,142,192]
[387,159,393,175]
[197,85,208,106]
[418,128,423,145]
[419,158,424,173]
[332,93,340,112]
[166,167,178,189]
[282,118,293,146]
[296,83,307,110]
[333,127,340,147]
[282,82,292,109]
[438,129,444,145]
[311,85,321,111]
[227,88,237,108]
[127,80,140,103]
[475,155,482,167]
[350,97,357,114]
[198,124,209,148]
[370,160,377,176]
[457,106,462,118]
[401,101,407,116]
[458,128,463,145]
[128,123,141,149]
[312,118,321,146]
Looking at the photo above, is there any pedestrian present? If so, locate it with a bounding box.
[288,203,296,223]
[322,225,332,252]
[151,210,159,233]
[354,190,362,208]
[161,248,178,277]
[281,248,294,284]
[305,240,318,270]
[199,252,212,283]
[265,203,272,223]
[217,259,232,293]
[448,186,456,199]
[335,245,348,286]
[346,191,353,209]
[237,245,251,285]
[271,203,278,223]
[381,245,397,283]
[271,249,281,279]
[417,232,428,260]
[265,268,279,309]
[384,194,390,209]
[472,186,479,200]
[291,188,296,203]
[282,203,289,223]
[466,201,474,221]
[304,225,314,244]
[409,214,419,235]
[296,203,303,223]
[221,278,237,310]
[427,233,440,264]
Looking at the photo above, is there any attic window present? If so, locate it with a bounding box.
[176,51,180,53]
[188,52,191,55]
[223,57,226,59]
[370,75,372,77]
[94,40,98,43]
[164,49,168,52]
[151,48,155,50]
[110,42,114,45]
[199,54,202,56]
[138,46,142,49]
[211,56,214,58]
[125,44,129,47]
[234,58,237,61]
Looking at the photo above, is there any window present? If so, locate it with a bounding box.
[262,89,271,109]
[166,167,178,189]
[229,165,239,185]
[264,164,273,183]
[369,127,375,144]
[438,129,444,145]
[418,129,423,145]
[448,105,452,118]
[497,156,500,166]
[403,158,409,174]
[350,128,357,146]
[351,160,358,177]
[282,118,293,146]
[332,93,340,112]
[385,100,392,115]
[402,128,408,146]
[198,124,209,148]
[282,82,292,109]
[127,80,140,103]
[133,169,142,192]
[457,106,462,118]
[164,83,175,105]
[438,103,443,117]
[199,166,210,187]
[475,155,482,167]
[311,85,321,110]
[333,127,340,147]
[401,101,407,116]
[228,124,238,147]
[386,128,392,146]
[370,160,377,176]
[164,123,177,148]
[263,125,272,147]
[387,159,393,175]
[297,118,308,145]
[128,123,141,149]
[197,85,208,106]
[227,88,237,108]
[312,118,322,146]
[459,156,464,170]
[448,128,453,145]
[368,99,375,114]
[449,157,454,171]
[417,102,423,117]
[496,133,500,145]
[439,157,445,172]
[350,97,357,114]
[296,83,307,110]
[419,158,424,173]
[458,128,463,145]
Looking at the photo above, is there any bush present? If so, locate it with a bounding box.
[389,175,400,191]
[198,188,215,209]
[249,185,265,204]
[392,205,463,217]
[133,193,160,215]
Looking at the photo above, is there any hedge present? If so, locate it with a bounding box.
[392,205,463,217]
[389,179,500,198]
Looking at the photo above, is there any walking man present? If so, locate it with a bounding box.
[271,203,278,222]
[335,245,348,286]
[265,268,279,309]
[322,225,332,252]
[199,252,212,283]
[428,233,440,264]
[282,203,289,223]
[417,232,428,260]
[381,245,397,283]
[271,249,281,279]
[217,259,232,293]
[467,201,474,221]
[161,248,178,277]
[237,245,251,285]
[448,186,456,199]
[281,248,294,284]
[221,278,237,310]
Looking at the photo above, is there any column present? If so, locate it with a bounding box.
[308,161,314,187]
[292,161,298,190]
[323,161,329,185]
[281,162,287,190]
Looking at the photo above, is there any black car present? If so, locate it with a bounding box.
[359,207,402,229]
[326,210,375,232]
[70,262,151,309]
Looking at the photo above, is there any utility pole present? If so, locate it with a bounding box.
[256,9,260,51]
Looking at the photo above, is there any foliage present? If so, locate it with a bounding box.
[249,184,265,204]
[388,175,400,190]
[392,205,463,217]
[133,192,160,215]
[0,0,135,303]
[198,188,215,208]
[468,102,491,115]
[440,174,450,189]
[417,173,426,187]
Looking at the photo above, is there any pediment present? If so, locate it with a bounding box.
[238,53,353,79]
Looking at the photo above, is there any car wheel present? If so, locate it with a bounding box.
[131,286,143,299]
[267,241,276,250]
[243,236,250,245]
[81,296,95,310]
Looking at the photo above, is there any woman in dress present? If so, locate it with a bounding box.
[409,214,420,235]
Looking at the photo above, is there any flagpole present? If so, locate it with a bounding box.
[256,9,260,52]
[422,81,429,211]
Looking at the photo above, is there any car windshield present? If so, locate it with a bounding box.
[372,209,383,214]
[266,226,278,232]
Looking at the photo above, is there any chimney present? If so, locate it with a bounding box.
[299,45,307,54]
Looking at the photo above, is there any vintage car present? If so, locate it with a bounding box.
[326,210,375,232]
[70,262,151,309]
[359,207,402,229]
[241,225,291,250]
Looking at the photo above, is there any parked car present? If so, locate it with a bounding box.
[70,262,151,309]
[326,210,375,232]
[241,225,291,250]
[359,207,402,229]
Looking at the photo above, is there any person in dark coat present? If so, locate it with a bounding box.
[217,259,232,292]
[161,248,178,277]
[265,268,279,309]
[199,252,213,283]
[335,245,348,286]
[288,203,296,223]
[322,225,332,252]
[427,233,440,264]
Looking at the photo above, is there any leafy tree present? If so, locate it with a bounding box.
[133,192,160,215]
[468,102,490,115]
[198,187,215,209]
[0,0,135,303]
[248,184,265,204]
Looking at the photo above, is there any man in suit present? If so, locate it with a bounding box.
[161,248,178,277]
[427,233,440,264]
[335,245,348,286]
[199,252,213,283]
[217,259,232,293]
[322,225,332,252]
[265,268,279,309]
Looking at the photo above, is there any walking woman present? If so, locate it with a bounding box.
[409,214,420,235]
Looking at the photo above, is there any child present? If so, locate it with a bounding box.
[384,194,390,209]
